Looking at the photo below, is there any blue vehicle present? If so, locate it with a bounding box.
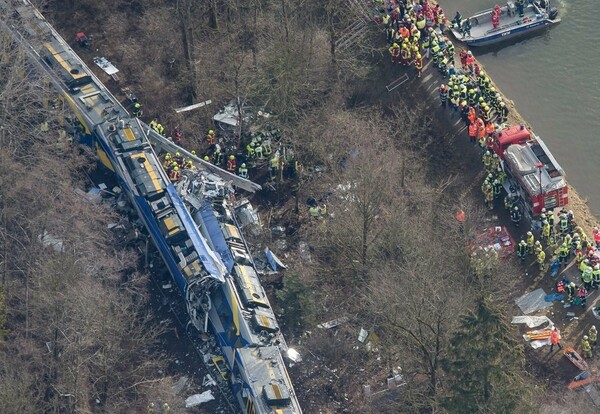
[0,1,302,412]
[451,1,560,47]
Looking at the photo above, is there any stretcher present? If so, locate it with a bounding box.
[524,329,551,341]
[563,347,589,371]
[567,371,600,390]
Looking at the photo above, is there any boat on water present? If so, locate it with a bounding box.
[451,1,560,47]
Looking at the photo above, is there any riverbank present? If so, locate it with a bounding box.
[439,23,600,406]
[463,47,600,236]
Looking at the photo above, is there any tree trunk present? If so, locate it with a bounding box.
[208,0,219,29]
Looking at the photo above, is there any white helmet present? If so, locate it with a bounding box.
[584,335,589,340]
[527,231,532,236]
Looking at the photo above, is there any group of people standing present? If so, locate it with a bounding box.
[383,0,454,79]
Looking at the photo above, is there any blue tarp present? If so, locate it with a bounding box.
[199,203,234,273]
[544,293,564,302]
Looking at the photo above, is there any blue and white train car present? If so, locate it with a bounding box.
[0,1,302,413]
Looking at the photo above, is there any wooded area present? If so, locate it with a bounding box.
[0,0,592,413]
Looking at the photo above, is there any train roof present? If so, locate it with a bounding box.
[236,346,301,414]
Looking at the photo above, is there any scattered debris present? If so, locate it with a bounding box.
[387,373,405,389]
[38,231,64,252]
[174,100,212,114]
[287,348,302,364]
[185,390,215,408]
[202,374,216,387]
[515,288,553,314]
[298,241,312,262]
[270,226,285,237]
[358,328,368,343]
[234,199,262,230]
[265,247,287,271]
[171,376,189,395]
[107,222,126,230]
[211,356,229,381]
[511,316,551,328]
[92,56,119,81]
[470,226,515,259]
[74,187,102,204]
[317,317,349,329]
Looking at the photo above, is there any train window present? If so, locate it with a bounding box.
[137,157,146,164]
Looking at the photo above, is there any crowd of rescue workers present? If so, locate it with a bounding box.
[376,0,599,359]
[127,100,300,189]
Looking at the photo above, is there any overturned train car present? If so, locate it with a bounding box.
[0,1,301,413]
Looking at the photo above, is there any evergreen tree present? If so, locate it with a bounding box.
[442,295,534,414]
[276,272,315,336]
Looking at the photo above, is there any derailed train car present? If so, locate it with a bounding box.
[0,1,301,412]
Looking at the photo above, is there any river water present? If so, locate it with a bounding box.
[441,0,600,216]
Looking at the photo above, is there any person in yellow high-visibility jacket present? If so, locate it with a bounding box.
[537,249,546,271]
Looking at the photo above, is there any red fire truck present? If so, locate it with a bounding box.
[492,125,568,217]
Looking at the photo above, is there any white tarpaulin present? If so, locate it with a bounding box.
[511,315,552,328]
[529,339,550,349]
[515,289,553,314]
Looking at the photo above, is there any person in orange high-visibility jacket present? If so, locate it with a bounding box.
[485,122,495,137]
[549,327,563,352]
[400,26,410,39]
[476,118,486,140]
[467,106,476,125]
[468,122,478,144]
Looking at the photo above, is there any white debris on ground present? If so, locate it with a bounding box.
[185,390,215,408]
[511,315,552,328]
[515,288,553,314]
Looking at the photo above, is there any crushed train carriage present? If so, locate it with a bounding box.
[0,1,301,413]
